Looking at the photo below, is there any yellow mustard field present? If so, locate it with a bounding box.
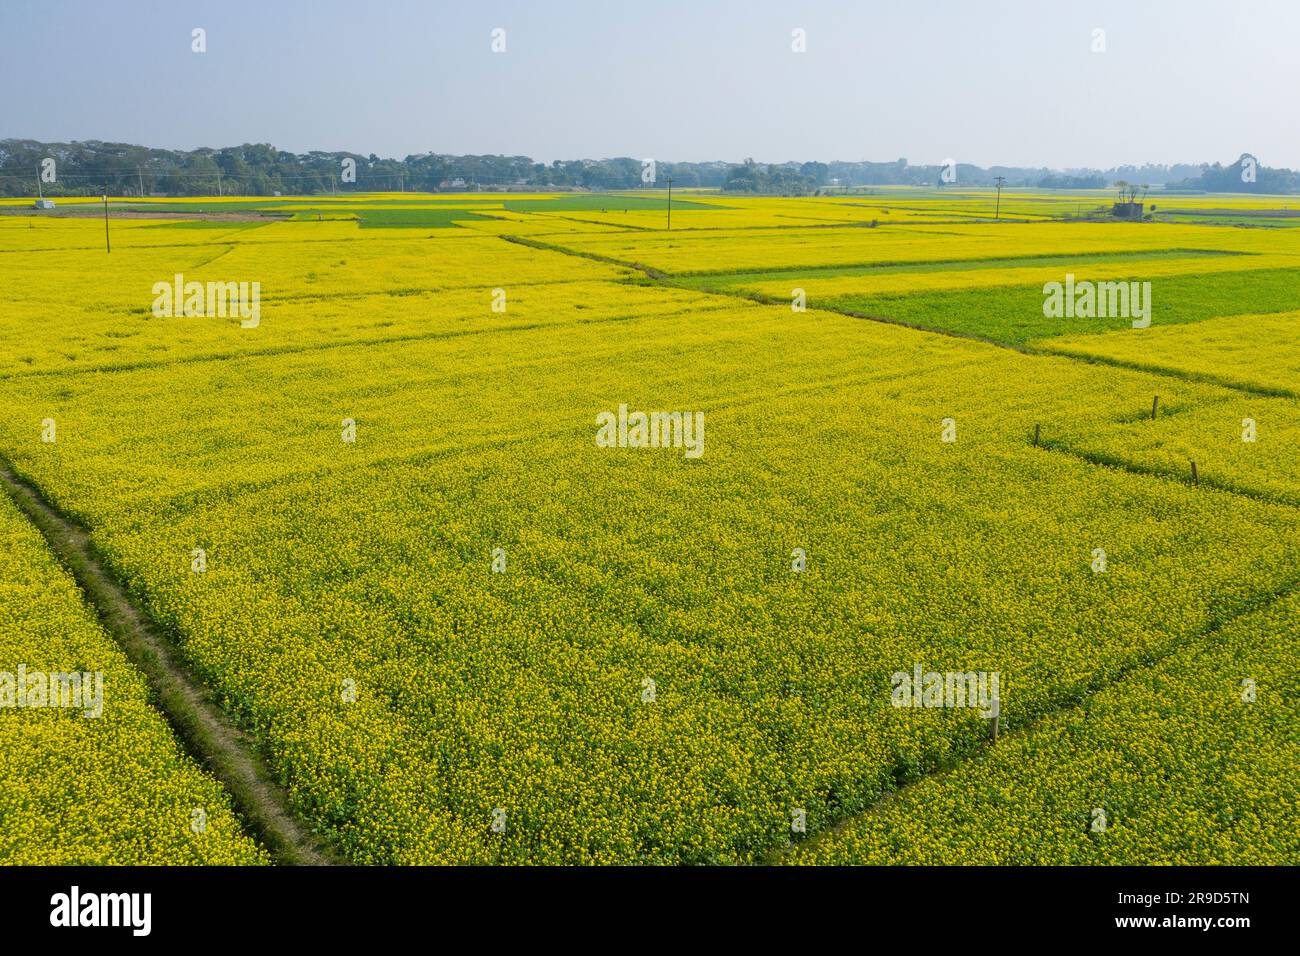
[0,189,1296,864]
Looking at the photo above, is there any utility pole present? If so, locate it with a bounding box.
[37,163,43,201]
[217,170,223,197]
[102,193,111,253]
[993,176,1006,220]
[666,174,673,230]
[138,166,145,198]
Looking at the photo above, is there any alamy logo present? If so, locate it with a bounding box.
[1043,274,1151,329]
[152,273,260,328]
[0,665,103,718]
[1241,154,1257,183]
[50,886,151,936]
[595,404,704,458]
[890,664,1000,717]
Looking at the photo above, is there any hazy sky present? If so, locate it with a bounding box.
[3,0,1297,169]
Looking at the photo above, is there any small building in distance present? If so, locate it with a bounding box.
[34,199,55,210]
[1113,202,1144,219]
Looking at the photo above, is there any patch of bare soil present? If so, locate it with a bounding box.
[0,206,288,222]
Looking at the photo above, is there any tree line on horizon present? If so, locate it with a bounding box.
[0,139,1295,197]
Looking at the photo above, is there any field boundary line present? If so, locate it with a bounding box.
[775,569,1300,863]
[1034,346,1299,399]
[1034,437,1300,509]
[666,246,1249,280]
[0,455,339,866]
[525,210,660,232]
[501,233,670,278]
[0,304,722,383]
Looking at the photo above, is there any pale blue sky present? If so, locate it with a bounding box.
[3,0,1296,169]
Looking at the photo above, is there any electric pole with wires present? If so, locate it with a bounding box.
[993,176,1006,220]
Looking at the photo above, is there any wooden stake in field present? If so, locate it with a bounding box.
[1033,423,1041,447]
[1191,460,1199,485]
[102,194,110,254]
[1152,395,1159,420]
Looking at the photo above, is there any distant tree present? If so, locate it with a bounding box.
[2,140,1295,198]
[799,161,829,186]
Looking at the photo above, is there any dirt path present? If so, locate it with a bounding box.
[0,457,337,866]
[0,206,287,222]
